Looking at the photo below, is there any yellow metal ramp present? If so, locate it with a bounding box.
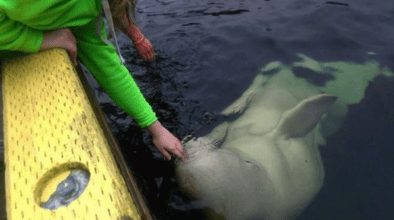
[1,49,150,220]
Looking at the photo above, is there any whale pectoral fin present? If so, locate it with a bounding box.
[222,74,267,115]
[275,94,337,139]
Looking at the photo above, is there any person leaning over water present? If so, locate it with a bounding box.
[0,0,185,160]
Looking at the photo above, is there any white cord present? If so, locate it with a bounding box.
[102,0,125,64]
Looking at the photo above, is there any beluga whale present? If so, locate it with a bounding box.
[177,77,336,219]
[176,55,394,220]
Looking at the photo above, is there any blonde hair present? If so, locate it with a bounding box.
[109,0,136,28]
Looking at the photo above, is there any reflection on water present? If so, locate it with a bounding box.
[92,0,394,219]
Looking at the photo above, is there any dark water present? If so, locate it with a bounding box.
[91,0,394,219]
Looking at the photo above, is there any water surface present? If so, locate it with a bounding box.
[93,0,394,219]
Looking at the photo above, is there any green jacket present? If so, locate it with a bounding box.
[0,0,157,128]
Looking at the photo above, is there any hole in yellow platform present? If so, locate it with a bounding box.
[34,162,90,210]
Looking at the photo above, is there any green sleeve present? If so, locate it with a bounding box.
[71,18,157,128]
[0,13,43,53]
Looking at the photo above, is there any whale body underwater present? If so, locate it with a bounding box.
[176,55,394,220]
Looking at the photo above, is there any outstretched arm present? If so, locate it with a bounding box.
[72,18,184,160]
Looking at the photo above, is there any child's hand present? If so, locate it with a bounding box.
[40,28,77,65]
[133,36,155,62]
[117,10,155,62]
[147,121,185,161]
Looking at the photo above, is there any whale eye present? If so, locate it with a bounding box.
[244,160,255,166]
[244,160,260,170]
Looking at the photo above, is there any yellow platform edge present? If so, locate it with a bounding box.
[1,49,152,220]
